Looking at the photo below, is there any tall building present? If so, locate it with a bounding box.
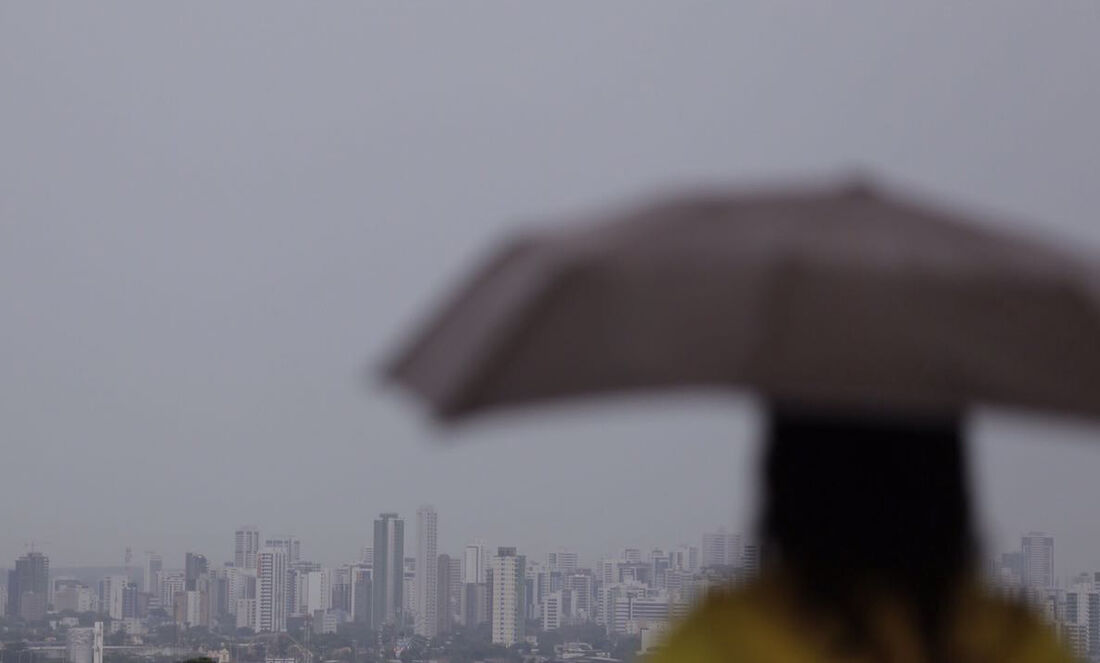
[157,571,185,614]
[461,582,489,627]
[256,547,289,632]
[222,566,248,617]
[404,557,417,619]
[448,556,463,619]
[701,528,740,568]
[436,554,453,635]
[235,527,261,570]
[236,599,257,630]
[99,575,129,620]
[1021,532,1054,590]
[7,551,49,621]
[185,552,208,591]
[372,513,405,628]
[350,566,373,625]
[265,536,302,565]
[463,540,488,584]
[415,505,439,638]
[542,591,562,631]
[548,550,579,573]
[670,546,699,572]
[143,552,163,596]
[490,547,526,646]
[564,572,594,620]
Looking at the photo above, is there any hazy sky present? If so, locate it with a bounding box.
[2,2,1100,577]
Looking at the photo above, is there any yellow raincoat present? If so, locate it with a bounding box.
[653,575,1073,663]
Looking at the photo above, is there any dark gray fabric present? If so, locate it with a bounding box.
[387,181,1100,422]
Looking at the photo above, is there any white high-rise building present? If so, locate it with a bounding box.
[235,526,261,570]
[464,540,488,584]
[542,591,562,631]
[415,505,439,638]
[304,569,332,614]
[157,572,184,614]
[223,566,251,616]
[1021,532,1054,590]
[491,547,526,646]
[98,576,128,620]
[256,547,288,632]
[360,547,373,567]
[143,552,162,596]
[701,528,740,568]
[670,546,699,572]
[265,536,301,565]
[236,599,257,630]
[548,550,578,573]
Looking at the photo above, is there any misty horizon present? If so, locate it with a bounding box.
[4,1,1100,586]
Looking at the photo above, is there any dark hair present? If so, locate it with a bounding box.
[760,405,975,657]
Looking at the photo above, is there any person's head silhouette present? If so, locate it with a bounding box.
[761,405,973,656]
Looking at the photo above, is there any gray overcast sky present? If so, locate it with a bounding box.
[2,2,1100,576]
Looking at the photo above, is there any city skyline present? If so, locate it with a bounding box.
[10,521,1096,593]
[5,522,1091,644]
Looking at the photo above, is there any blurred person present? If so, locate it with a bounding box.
[654,406,1072,663]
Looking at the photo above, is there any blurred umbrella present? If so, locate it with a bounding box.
[385,179,1100,422]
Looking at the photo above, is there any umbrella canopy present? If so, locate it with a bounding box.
[386,179,1100,422]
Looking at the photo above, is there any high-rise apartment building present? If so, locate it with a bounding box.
[372,513,405,628]
[256,547,288,632]
[235,527,261,570]
[350,566,372,625]
[143,552,162,596]
[157,571,185,614]
[490,547,526,646]
[463,540,488,584]
[7,552,49,621]
[98,575,129,620]
[1021,532,1054,590]
[542,591,562,631]
[548,550,578,573]
[461,582,489,627]
[185,552,208,591]
[436,554,453,635]
[448,556,463,612]
[303,569,332,614]
[670,545,699,572]
[701,528,740,568]
[264,536,301,565]
[415,505,439,638]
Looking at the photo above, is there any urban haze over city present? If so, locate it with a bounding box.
[0,509,1087,662]
[4,1,1100,662]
